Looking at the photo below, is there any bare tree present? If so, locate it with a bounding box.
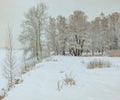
[3,26,17,90]
[19,3,47,62]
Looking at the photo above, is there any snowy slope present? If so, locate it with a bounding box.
[3,56,120,100]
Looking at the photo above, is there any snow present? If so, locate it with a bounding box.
[2,56,120,100]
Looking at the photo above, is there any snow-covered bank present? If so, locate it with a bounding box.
[2,56,120,100]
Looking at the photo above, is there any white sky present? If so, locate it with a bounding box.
[0,0,120,48]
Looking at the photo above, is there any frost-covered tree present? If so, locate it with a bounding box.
[117,15,120,49]
[91,17,100,55]
[67,34,85,56]
[68,10,88,56]
[99,13,109,53]
[46,17,59,55]
[107,12,120,50]
[19,3,47,62]
[56,16,67,55]
[97,13,109,55]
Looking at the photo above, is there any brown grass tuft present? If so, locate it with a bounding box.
[57,73,76,91]
[87,60,111,69]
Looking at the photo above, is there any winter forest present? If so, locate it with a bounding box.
[19,3,120,61]
[0,2,120,100]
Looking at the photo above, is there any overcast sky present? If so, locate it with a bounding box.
[0,0,120,48]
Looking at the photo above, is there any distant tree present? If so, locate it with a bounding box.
[19,3,47,62]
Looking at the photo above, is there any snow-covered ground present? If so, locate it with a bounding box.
[2,56,120,100]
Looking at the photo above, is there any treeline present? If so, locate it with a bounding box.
[19,3,120,61]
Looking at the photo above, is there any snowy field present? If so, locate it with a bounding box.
[1,56,120,100]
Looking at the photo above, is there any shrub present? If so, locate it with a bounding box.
[87,60,111,69]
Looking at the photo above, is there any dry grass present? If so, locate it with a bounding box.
[0,95,4,100]
[57,73,76,91]
[15,78,23,84]
[63,74,76,86]
[87,60,111,69]
[0,88,6,100]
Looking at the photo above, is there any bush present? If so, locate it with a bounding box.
[87,60,111,69]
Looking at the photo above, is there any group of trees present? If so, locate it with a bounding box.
[90,13,120,55]
[19,3,120,62]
